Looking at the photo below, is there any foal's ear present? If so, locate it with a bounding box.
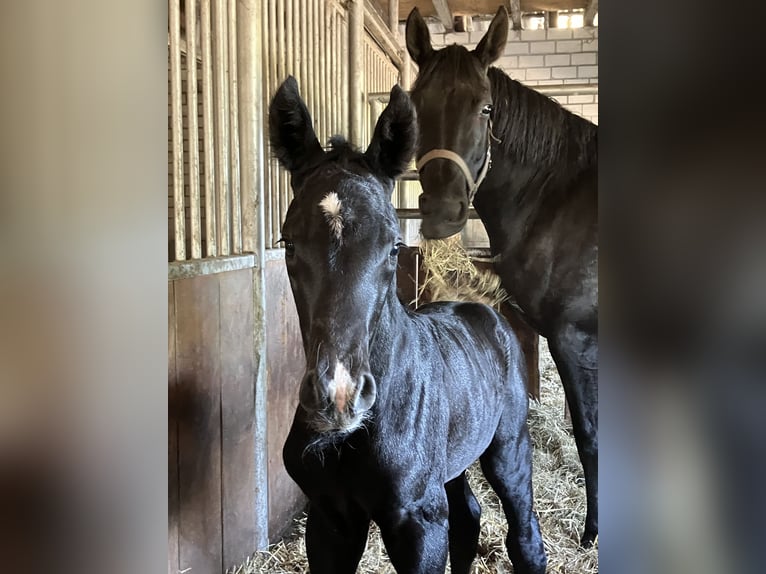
[405,7,433,67]
[365,84,417,180]
[473,6,509,68]
[268,75,324,173]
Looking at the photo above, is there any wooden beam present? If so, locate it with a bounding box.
[584,0,598,27]
[431,0,454,31]
[506,0,522,31]
[388,0,399,39]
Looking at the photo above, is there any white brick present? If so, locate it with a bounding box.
[524,79,539,86]
[508,29,523,41]
[444,32,470,44]
[429,33,446,48]
[552,95,568,104]
[583,38,598,51]
[568,94,594,104]
[535,79,560,86]
[563,78,583,84]
[572,52,597,66]
[556,40,582,53]
[526,67,551,80]
[565,103,582,114]
[578,65,598,78]
[470,30,487,43]
[546,28,573,40]
[428,21,446,34]
[552,66,577,79]
[594,94,599,103]
[573,27,598,39]
[509,68,526,81]
[521,29,546,41]
[529,41,556,54]
[518,55,544,68]
[545,54,570,67]
[582,104,598,117]
[496,55,518,69]
[504,42,529,55]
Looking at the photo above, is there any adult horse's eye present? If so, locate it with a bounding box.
[481,104,493,116]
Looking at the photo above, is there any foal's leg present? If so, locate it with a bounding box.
[376,489,450,574]
[548,322,598,547]
[445,472,481,574]
[480,422,547,574]
[304,499,370,574]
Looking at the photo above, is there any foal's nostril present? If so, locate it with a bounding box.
[299,370,321,411]
[354,373,377,412]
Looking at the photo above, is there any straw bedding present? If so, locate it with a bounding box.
[232,237,598,573]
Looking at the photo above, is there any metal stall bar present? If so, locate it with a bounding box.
[348,0,364,146]
[213,0,230,255]
[186,0,202,259]
[237,0,269,548]
[201,0,217,257]
[228,0,241,254]
[170,0,186,261]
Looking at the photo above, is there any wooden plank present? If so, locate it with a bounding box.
[228,0,242,255]
[584,0,598,27]
[168,283,179,574]
[170,0,186,261]
[175,275,223,573]
[201,0,218,257]
[187,0,202,259]
[349,0,364,146]
[219,270,258,567]
[506,0,522,30]
[431,0,454,31]
[213,0,230,255]
[265,259,307,540]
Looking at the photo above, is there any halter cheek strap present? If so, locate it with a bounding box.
[415,119,495,205]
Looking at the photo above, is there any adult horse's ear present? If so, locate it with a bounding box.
[365,84,417,180]
[473,6,509,68]
[405,7,433,66]
[268,75,324,173]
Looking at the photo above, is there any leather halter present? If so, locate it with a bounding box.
[415,118,495,205]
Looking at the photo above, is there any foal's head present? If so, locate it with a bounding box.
[269,76,417,434]
[406,7,509,239]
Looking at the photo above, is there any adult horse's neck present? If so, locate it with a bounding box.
[472,68,598,333]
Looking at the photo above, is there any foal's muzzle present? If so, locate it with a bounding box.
[299,364,377,433]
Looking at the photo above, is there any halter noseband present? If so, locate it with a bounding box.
[415,118,495,205]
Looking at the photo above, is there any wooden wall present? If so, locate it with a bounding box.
[168,269,260,573]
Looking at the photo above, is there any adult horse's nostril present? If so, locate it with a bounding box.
[354,373,377,412]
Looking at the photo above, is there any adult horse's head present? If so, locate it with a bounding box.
[269,76,417,435]
[406,6,509,239]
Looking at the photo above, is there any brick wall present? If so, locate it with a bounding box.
[398,20,598,125]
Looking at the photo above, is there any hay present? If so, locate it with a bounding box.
[233,236,598,573]
[417,234,509,311]
[230,339,598,574]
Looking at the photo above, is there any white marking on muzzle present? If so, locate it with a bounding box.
[327,362,354,412]
[319,192,344,242]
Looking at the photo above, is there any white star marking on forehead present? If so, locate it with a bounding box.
[319,192,344,242]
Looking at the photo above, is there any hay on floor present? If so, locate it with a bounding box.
[232,236,598,573]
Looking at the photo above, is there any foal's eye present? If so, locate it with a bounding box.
[278,237,295,258]
[481,104,493,116]
[389,242,405,258]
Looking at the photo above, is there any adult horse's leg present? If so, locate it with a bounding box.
[445,472,481,574]
[377,490,450,573]
[304,500,370,574]
[480,417,547,574]
[547,322,598,547]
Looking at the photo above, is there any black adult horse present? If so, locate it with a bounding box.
[269,76,546,574]
[405,7,598,547]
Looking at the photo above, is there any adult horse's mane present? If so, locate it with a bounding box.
[488,67,597,171]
